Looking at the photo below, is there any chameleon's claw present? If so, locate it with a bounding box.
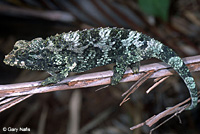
[130,62,140,74]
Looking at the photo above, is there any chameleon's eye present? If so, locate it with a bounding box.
[13,46,18,50]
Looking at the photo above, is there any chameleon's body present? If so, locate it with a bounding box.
[4,27,198,110]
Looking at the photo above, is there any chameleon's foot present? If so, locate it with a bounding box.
[40,77,58,86]
[40,73,66,86]
[40,71,69,86]
[132,67,139,74]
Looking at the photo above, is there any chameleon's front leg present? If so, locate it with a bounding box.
[41,69,69,86]
[41,60,77,86]
[111,60,140,85]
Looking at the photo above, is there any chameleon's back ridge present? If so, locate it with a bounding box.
[4,27,198,110]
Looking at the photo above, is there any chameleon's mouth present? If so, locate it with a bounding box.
[4,54,33,70]
[4,54,14,65]
[3,54,24,67]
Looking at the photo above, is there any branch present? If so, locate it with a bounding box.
[0,55,200,112]
[0,55,199,97]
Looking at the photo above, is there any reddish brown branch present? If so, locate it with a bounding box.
[0,55,199,98]
[0,55,200,112]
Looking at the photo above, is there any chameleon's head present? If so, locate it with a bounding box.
[4,38,45,70]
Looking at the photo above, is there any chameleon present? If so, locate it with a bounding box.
[3,27,198,110]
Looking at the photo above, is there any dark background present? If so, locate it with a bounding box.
[0,0,200,134]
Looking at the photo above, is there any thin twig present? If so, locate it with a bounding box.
[146,76,169,94]
[120,70,155,106]
[0,95,32,112]
[149,106,186,134]
[0,96,18,105]
[130,91,200,131]
[95,85,110,92]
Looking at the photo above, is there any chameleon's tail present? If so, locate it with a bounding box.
[148,42,198,110]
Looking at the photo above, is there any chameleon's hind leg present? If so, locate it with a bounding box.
[111,57,128,85]
[129,62,140,74]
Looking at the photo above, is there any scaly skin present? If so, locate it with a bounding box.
[3,27,198,110]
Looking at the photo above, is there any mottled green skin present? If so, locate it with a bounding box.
[4,27,198,110]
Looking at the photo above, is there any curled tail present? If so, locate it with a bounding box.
[145,39,198,110]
